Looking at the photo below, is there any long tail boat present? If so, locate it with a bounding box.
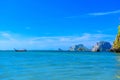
[14,48,27,52]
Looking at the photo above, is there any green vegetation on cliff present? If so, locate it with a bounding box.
[118,25,120,34]
[113,25,120,50]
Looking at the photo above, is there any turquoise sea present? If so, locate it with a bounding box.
[0,51,120,80]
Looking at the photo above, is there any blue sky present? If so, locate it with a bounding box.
[0,0,120,50]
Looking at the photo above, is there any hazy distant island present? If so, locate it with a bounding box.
[68,41,112,52]
[92,41,112,52]
[69,44,90,52]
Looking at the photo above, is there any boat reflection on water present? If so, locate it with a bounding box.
[14,48,27,52]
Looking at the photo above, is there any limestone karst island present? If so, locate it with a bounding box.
[111,25,120,52]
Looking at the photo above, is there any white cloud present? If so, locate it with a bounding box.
[0,32,114,50]
[65,10,120,18]
[88,10,120,16]
[0,32,15,41]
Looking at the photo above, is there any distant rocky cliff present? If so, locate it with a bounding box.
[92,41,112,52]
[69,44,89,51]
[111,25,120,52]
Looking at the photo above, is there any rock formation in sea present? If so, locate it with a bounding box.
[69,44,89,51]
[111,25,120,52]
[92,41,112,52]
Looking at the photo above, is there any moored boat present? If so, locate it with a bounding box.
[14,48,27,52]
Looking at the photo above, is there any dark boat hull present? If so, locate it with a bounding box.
[15,50,27,52]
[14,49,27,52]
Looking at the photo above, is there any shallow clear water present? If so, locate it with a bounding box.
[0,51,120,80]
